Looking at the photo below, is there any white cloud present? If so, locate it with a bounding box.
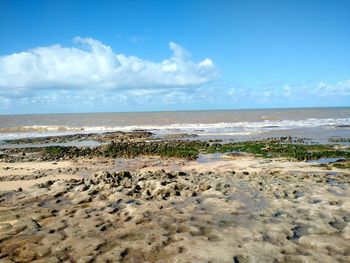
[0,37,217,94]
[316,80,350,96]
[223,79,350,103]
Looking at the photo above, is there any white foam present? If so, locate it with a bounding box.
[0,117,349,140]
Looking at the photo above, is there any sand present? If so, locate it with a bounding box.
[0,154,349,262]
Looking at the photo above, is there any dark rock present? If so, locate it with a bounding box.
[119,171,132,179]
[120,248,129,258]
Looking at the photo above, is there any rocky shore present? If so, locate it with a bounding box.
[0,133,349,262]
[2,131,153,145]
[2,134,350,164]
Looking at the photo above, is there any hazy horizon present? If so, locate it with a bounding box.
[0,105,349,117]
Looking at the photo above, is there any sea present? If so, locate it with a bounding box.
[0,107,349,144]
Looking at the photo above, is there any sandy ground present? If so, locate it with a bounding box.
[0,155,349,262]
[0,154,337,190]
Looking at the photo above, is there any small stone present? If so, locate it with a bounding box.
[120,248,129,258]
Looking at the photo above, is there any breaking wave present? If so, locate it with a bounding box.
[0,117,349,141]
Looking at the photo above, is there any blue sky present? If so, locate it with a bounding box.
[0,0,349,114]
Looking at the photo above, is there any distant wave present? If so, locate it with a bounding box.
[0,117,349,140]
[0,126,84,133]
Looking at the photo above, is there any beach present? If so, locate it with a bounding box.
[0,110,350,262]
[2,0,349,261]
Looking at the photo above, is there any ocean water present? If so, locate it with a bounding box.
[0,107,349,143]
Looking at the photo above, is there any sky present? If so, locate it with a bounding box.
[0,0,349,114]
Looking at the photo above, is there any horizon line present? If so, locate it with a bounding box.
[1,105,349,117]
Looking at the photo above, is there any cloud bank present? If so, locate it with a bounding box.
[0,37,348,114]
[0,37,217,93]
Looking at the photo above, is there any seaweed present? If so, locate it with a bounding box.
[15,138,350,162]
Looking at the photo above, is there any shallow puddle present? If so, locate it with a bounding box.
[196,153,225,163]
[307,157,346,164]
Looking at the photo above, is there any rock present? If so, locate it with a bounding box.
[177,171,187,176]
[233,255,249,263]
[14,218,41,233]
[74,184,89,192]
[0,223,13,232]
[76,256,95,263]
[123,181,132,188]
[42,180,54,188]
[121,248,129,258]
[70,192,92,205]
[199,182,211,191]
[32,257,60,263]
[299,235,350,254]
[0,259,16,263]
[119,170,132,179]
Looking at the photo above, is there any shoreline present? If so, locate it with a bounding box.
[1,107,350,144]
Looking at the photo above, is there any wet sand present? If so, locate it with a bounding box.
[0,153,349,262]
